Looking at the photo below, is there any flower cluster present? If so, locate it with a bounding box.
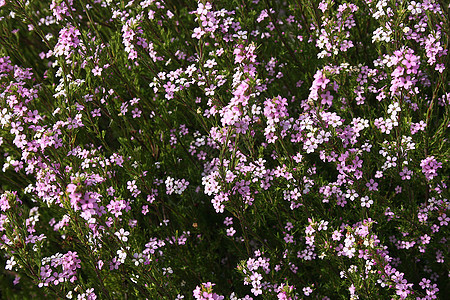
[0,0,448,299]
[193,282,224,300]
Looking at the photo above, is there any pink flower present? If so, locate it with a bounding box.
[131,108,142,118]
[0,193,11,211]
[320,91,333,106]
[92,66,102,76]
[420,156,442,180]
[366,179,378,191]
[192,27,205,39]
[226,227,236,236]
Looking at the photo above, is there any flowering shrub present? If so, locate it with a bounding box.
[0,0,448,299]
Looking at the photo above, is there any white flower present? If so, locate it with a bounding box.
[117,248,127,263]
[361,196,373,208]
[162,267,173,275]
[115,228,130,242]
[5,257,16,270]
[132,253,144,266]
